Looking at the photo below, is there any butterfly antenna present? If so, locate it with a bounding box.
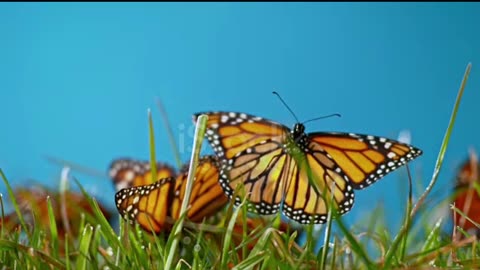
[272,91,300,123]
[302,113,341,125]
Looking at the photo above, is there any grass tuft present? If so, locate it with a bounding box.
[0,63,477,269]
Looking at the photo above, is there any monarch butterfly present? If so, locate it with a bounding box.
[115,155,229,233]
[192,111,423,224]
[109,158,177,191]
[453,154,480,236]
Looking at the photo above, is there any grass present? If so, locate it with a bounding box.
[0,63,478,269]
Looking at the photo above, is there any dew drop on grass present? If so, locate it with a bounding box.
[183,236,191,245]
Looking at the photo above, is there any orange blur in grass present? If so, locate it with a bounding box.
[453,151,480,236]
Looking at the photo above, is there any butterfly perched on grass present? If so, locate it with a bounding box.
[193,109,422,224]
[113,156,229,233]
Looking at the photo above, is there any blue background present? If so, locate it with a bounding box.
[1,3,479,234]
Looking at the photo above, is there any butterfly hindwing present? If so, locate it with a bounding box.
[281,140,356,224]
[115,177,175,234]
[219,138,288,215]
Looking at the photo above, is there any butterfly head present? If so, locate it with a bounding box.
[291,123,306,139]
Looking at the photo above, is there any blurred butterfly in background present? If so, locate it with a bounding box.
[0,186,113,256]
[114,156,229,233]
[109,158,177,191]
[193,107,423,224]
[1,186,113,234]
[452,151,480,237]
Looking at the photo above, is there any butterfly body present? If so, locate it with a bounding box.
[194,111,422,224]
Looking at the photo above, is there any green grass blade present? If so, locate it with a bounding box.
[76,225,94,270]
[330,236,339,269]
[399,165,414,261]
[421,217,444,253]
[270,229,296,266]
[65,233,70,270]
[155,97,183,168]
[232,252,269,270]
[148,109,158,185]
[44,155,107,179]
[384,62,472,267]
[319,183,336,270]
[192,222,207,269]
[73,178,123,248]
[411,62,472,218]
[46,196,59,258]
[165,114,208,269]
[129,226,150,267]
[89,225,102,268]
[221,199,247,269]
[0,169,30,239]
[451,206,480,230]
[0,239,66,269]
[0,194,5,238]
[336,219,374,269]
[241,201,248,261]
[59,167,72,237]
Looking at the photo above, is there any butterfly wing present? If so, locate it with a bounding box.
[115,177,175,234]
[282,140,355,223]
[193,112,290,160]
[109,159,176,191]
[307,132,423,189]
[193,112,291,214]
[170,155,228,222]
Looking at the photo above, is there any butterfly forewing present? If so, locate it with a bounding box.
[171,156,228,222]
[308,132,422,189]
[194,112,289,160]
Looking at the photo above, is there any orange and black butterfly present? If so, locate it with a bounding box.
[114,156,229,233]
[453,154,480,236]
[109,158,177,192]
[193,111,423,224]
